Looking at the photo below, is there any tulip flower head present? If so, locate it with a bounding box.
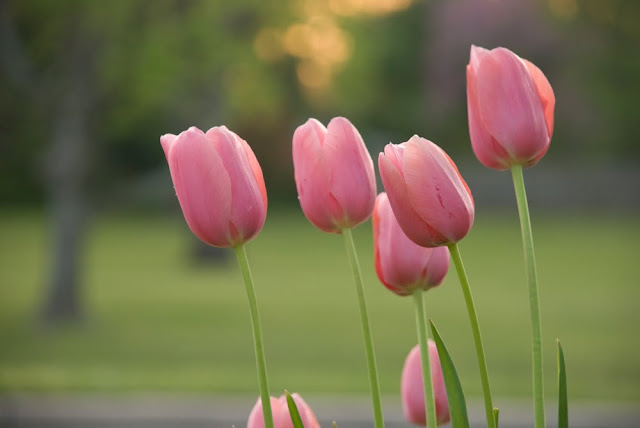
[247,393,321,428]
[378,136,474,248]
[402,342,450,426]
[467,45,555,170]
[373,193,450,296]
[161,126,268,248]
[292,117,376,233]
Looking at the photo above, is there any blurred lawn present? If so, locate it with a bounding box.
[0,208,638,403]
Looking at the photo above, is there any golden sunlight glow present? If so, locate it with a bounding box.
[254,0,413,95]
[329,0,413,16]
[283,17,352,66]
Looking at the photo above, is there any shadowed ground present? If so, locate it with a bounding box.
[1,395,639,427]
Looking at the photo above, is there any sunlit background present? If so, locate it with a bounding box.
[1,0,639,425]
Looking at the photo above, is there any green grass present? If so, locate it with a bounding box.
[0,208,638,403]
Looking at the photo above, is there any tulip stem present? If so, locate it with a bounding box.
[511,164,546,428]
[448,242,496,428]
[233,244,274,428]
[342,227,385,428]
[412,289,438,428]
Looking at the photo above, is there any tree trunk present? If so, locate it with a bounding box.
[39,26,96,325]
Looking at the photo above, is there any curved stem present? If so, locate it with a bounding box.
[448,242,496,428]
[342,227,385,428]
[511,165,545,428]
[233,244,274,428]
[412,289,438,428]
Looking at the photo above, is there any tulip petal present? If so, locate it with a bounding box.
[468,45,490,73]
[467,65,511,170]
[401,342,450,426]
[160,133,178,160]
[374,193,446,295]
[169,127,232,247]
[324,117,376,227]
[423,246,450,288]
[379,150,437,247]
[291,393,321,428]
[207,127,266,245]
[247,397,282,428]
[238,133,268,211]
[523,59,555,137]
[476,48,549,163]
[403,137,474,245]
[293,119,340,232]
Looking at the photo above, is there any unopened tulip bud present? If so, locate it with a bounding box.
[402,342,450,426]
[247,394,321,428]
[467,45,555,170]
[161,126,267,247]
[378,136,474,248]
[292,117,376,233]
[373,193,450,296]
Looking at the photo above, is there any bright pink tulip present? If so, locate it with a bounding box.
[467,45,555,170]
[292,117,376,233]
[161,126,267,247]
[378,136,474,248]
[402,342,450,426]
[247,394,321,428]
[373,193,450,296]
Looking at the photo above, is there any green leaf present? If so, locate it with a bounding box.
[493,407,500,428]
[429,320,470,428]
[558,340,568,428]
[285,390,305,428]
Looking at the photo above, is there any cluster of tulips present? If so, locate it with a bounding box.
[161,45,564,428]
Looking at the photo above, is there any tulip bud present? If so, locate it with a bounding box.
[292,117,376,233]
[402,342,450,426]
[373,193,450,296]
[161,126,267,248]
[466,45,555,170]
[378,136,474,248]
[247,394,321,428]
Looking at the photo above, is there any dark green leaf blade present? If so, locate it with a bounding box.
[558,340,568,428]
[285,390,305,428]
[429,320,470,428]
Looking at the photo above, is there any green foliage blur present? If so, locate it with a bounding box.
[1,0,640,205]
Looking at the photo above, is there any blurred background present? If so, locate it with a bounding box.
[1,0,639,426]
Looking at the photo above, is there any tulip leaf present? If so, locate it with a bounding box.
[285,390,305,428]
[558,340,568,428]
[429,320,470,428]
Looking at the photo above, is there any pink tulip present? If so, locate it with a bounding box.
[378,136,474,248]
[161,126,267,247]
[292,117,376,233]
[467,45,555,170]
[402,342,450,426]
[373,193,450,296]
[247,394,321,428]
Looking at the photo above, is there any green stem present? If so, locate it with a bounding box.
[412,289,438,428]
[342,227,385,428]
[511,164,545,428]
[233,244,273,428]
[448,242,496,428]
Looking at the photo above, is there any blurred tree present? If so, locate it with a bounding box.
[0,0,294,324]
